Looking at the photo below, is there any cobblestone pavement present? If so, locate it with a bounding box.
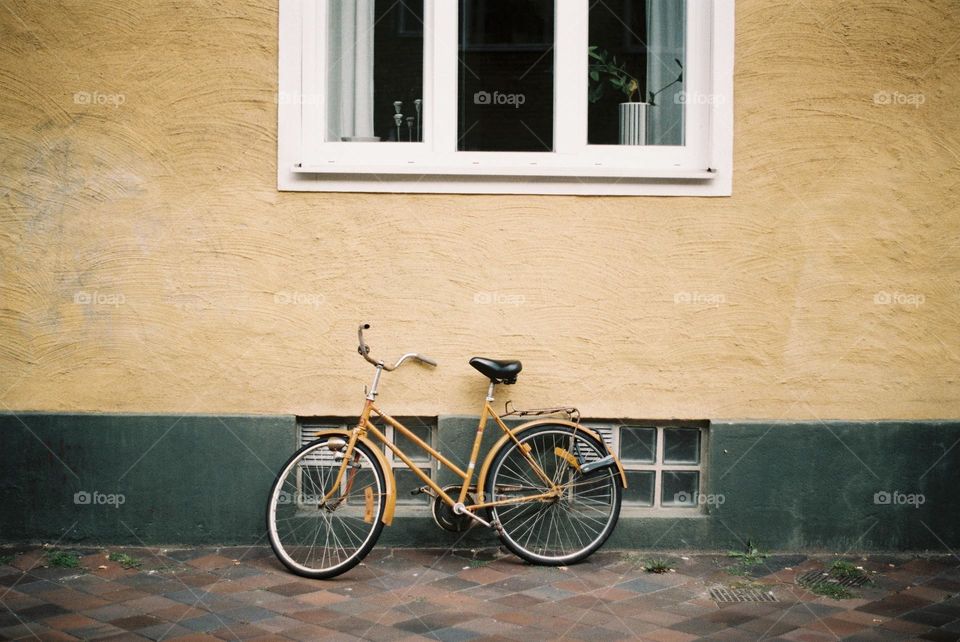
[1,546,959,641]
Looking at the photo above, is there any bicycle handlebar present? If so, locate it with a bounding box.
[357,323,437,371]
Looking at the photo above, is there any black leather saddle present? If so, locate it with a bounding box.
[469,357,522,384]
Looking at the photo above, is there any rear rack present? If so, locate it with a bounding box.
[500,401,580,424]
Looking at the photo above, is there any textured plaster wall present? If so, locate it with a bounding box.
[1,1,958,419]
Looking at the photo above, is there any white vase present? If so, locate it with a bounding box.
[619,102,648,145]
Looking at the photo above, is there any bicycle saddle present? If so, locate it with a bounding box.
[469,357,522,384]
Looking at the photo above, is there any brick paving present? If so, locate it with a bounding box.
[0,546,958,640]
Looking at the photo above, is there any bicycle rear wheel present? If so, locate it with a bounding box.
[267,436,386,579]
[485,424,621,565]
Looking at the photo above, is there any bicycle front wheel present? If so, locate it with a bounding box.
[267,436,386,579]
[486,425,622,565]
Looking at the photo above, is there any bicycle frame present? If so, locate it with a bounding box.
[316,326,627,528]
[321,393,562,517]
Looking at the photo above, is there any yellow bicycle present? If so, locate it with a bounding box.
[267,323,626,578]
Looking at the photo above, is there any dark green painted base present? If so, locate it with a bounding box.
[1,413,958,552]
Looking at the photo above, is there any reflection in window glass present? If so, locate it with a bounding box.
[620,426,656,463]
[663,428,700,464]
[661,471,699,507]
[327,0,424,142]
[395,468,431,504]
[394,421,433,461]
[624,471,655,506]
[587,0,685,146]
[458,0,554,151]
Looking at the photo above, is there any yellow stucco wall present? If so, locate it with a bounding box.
[1,1,957,419]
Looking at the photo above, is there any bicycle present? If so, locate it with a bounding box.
[266,323,626,579]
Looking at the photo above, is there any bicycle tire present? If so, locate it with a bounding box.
[485,424,622,565]
[267,436,386,579]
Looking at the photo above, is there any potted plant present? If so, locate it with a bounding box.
[588,46,646,145]
[589,48,684,146]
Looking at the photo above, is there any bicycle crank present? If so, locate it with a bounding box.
[452,502,493,529]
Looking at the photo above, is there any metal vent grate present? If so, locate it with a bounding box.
[709,586,778,603]
[797,569,869,589]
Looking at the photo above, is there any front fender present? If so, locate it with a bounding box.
[475,418,627,503]
[310,429,396,526]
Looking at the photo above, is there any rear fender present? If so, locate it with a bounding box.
[475,418,627,503]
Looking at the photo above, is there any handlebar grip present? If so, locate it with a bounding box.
[358,322,373,358]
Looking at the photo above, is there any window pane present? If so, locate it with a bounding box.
[458,0,554,151]
[620,426,656,463]
[326,0,424,142]
[395,467,431,504]
[661,471,699,507]
[587,0,685,146]
[663,428,700,464]
[393,420,433,462]
[623,471,655,506]
[342,468,378,505]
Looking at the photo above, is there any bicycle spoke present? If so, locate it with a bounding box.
[489,427,620,564]
[268,438,385,578]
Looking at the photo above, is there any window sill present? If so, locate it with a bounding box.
[280,167,729,196]
[292,163,717,180]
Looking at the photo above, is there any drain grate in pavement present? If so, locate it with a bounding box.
[797,569,869,588]
[710,586,778,603]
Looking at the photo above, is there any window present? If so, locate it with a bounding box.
[298,417,437,509]
[591,423,708,512]
[376,416,437,505]
[278,0,733,195]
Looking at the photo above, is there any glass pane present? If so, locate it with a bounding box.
[623,471,655,506]
[587,0,685,146]
[394,420,433,462]
[661,471,699,507]
[342,468,377,505]
[620,426,656,463]
[458,0,555,151]
[395,467,431,504]
[326,0,424,142]
[663,428,700,464]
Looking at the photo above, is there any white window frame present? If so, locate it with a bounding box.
[279,0,733,195]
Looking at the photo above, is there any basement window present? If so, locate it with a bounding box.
[299,417,437,507]
[278,0,734,195]
[373,416,437,505]
[587,422,709,513]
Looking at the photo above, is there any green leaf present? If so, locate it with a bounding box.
[589,83,605,104]
[589,70,600,82]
